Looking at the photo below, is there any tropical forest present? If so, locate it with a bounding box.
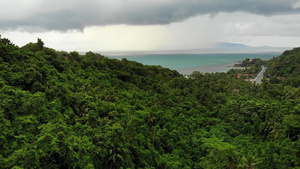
[0,37,300,169]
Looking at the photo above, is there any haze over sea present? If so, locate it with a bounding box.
[108,53,280,75]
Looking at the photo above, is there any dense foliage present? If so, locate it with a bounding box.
[0,37,300,168]
[230,58,267,77]
[264,47,300,88]
[234,58,266,68]
[266,47,300,78]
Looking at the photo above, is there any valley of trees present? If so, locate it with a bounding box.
[0,37,300,168]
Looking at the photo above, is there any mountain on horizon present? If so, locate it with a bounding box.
[98,42,288,56]
[216,42,249,48]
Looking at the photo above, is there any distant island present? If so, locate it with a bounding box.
[216,42,250,48]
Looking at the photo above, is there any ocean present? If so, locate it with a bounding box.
[108,53,280,75]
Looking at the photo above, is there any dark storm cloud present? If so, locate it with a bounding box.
[1,0,300,31]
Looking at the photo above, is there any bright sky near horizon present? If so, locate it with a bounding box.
[1,0,300,52]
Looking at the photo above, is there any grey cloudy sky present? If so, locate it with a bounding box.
[1,0,300,51]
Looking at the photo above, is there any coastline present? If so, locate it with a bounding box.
[176,61,239,75]
[107,53,278,75]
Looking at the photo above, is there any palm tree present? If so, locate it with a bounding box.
[265,110,283,141]
[242,155,259,169]
[108,142,128,169]
[269,122,284,141]
[147,111,157,127]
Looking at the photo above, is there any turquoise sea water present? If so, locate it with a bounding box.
[109,53,280,74]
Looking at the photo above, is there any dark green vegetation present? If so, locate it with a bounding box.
[234,58,266,68]
[265,48,300,87]
[0,37,300,168]
[230,58,267,77]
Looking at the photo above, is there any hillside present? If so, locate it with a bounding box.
[264,47,300,87]
[0,37,300,169]
[266,47,300,77]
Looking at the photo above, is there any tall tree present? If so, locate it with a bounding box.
[37,38,44,50]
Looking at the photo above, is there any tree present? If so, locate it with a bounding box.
[37,38,44,51]
[200,136,237,168]
[0,37,14,46]
[69,51,80,62]
[283,115,300,140]
[242,155,259,169]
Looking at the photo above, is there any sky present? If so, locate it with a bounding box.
[1,0,300,52]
